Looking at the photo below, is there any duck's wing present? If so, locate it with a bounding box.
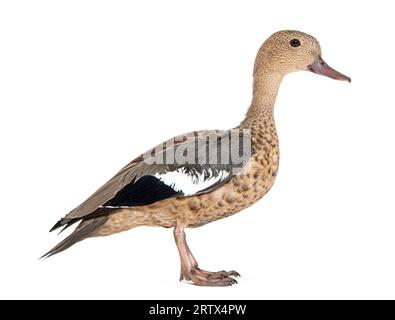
[50,129,251,231]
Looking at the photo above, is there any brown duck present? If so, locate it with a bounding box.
[44,30,350,286]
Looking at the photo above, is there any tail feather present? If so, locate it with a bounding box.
[49,207,116,232]
[42,216,108,259]
[49,219,64,232]
[57,219,80,235]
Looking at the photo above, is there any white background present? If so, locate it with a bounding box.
[1,0,394,299]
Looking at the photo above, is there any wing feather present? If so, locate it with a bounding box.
[52,129,250,229]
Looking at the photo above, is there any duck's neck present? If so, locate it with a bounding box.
[239,71,283,154]
[240,72,283,128]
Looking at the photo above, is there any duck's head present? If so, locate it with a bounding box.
[255,30,351,82]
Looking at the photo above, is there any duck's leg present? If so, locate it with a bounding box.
[184,241,240,280]
[173,221,240,286]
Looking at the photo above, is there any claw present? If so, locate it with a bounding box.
[229,270,241,277]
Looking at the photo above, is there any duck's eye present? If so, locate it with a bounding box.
[290,39,301,47]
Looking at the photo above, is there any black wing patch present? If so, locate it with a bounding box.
[102,175,183,207]
[50,175,182,233]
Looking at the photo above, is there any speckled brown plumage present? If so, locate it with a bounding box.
[44,30,350,286]
[94,136,279,235]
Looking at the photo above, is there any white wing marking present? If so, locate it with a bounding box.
[154,168,230,196]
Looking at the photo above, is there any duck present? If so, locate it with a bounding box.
[43,30,350,286]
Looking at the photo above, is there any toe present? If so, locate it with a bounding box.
[228,270,241,277]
